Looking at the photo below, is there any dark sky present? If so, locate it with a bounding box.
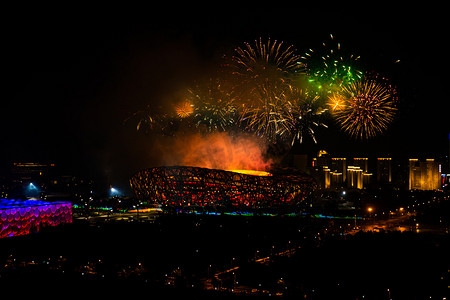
[1,9,449,189]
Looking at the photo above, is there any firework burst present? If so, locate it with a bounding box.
[230,38,308,142]
[330,78,397,139]
[231,38,305,103]
[278,86,328,144]
[187,78,237,132]
[124,106,179,136]
[239,88,286,141]
[174,101,194,118]
[129,36,399,145]
[302,34,363,92]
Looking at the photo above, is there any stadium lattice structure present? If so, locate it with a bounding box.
[130,166,317,208]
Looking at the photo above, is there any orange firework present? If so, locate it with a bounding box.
[175,101,194,118]
[327,93,346,111]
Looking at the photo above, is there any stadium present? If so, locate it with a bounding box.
[130,166,317,208]
[0,199,72,238]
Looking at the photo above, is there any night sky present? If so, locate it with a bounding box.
[2,9,448,189]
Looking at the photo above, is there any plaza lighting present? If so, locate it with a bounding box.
[110,187,120,197]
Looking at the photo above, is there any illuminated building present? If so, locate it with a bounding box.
[11,162,56,183]
[331,158,346,183]
[0,199,72,238]
[353,158,368,172]
[347,166,364,189]
[130,166,317,208]
[409,159,441,190]
[312,150,330,170]
[377,158,392,184]
[323,167,332,189]
[353,158,372,187]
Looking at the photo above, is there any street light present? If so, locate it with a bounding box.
[367,207,374,227]
[110,187,119,196]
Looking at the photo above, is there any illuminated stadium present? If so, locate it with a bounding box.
[130,166,317,208]
[0,199,72,238]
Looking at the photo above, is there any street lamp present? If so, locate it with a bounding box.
[367,207,374,228]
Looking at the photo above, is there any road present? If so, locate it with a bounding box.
[347,212,413,235]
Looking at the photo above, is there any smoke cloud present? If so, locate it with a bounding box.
[153,132,272,171]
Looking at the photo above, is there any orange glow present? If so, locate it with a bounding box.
[174,101,194,118]
[228,169,272,176]
[328,93,346,111]
[368,207,373,212]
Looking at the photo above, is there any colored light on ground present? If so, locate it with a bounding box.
[128,207,162,213]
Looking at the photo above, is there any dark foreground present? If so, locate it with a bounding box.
[0,213,449,299]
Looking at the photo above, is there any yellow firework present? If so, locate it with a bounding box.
[331,79,397,139]
[327,93,346,111]
[175,101,194,118]
[231,38,305,105]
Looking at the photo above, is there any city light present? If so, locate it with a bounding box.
[25,182,40,198]
[110,187,120,197]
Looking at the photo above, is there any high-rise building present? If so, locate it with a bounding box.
[409,159,441,190]
[331,158,346,183]
[353,158,368,172]
[354,158,372,187]
[347,166,364,189]
[377,158,392,184]
[312,150,332,189]
[312,150,330,170]
[10,162,56,186]
[323,166,331,189]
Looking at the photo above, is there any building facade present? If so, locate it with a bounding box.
[409,159,441,190]
[377,158,392,184]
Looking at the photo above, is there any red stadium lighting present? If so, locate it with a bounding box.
[130,166,317,208]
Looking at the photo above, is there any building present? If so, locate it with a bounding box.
[353,158,368,172]
[331,158,347,183]
[409,159,441,190]
[377,158,392,184]
[0,199,72,238]
[130,166,317,208]
[347,166,364,189]
[354,158,372,187]
[11,162,56,185]
[323,167,332,189]
[321,166,343,189]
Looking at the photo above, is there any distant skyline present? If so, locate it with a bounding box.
[2,9,448,188]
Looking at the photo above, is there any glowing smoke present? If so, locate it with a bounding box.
[155,132,272,171]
